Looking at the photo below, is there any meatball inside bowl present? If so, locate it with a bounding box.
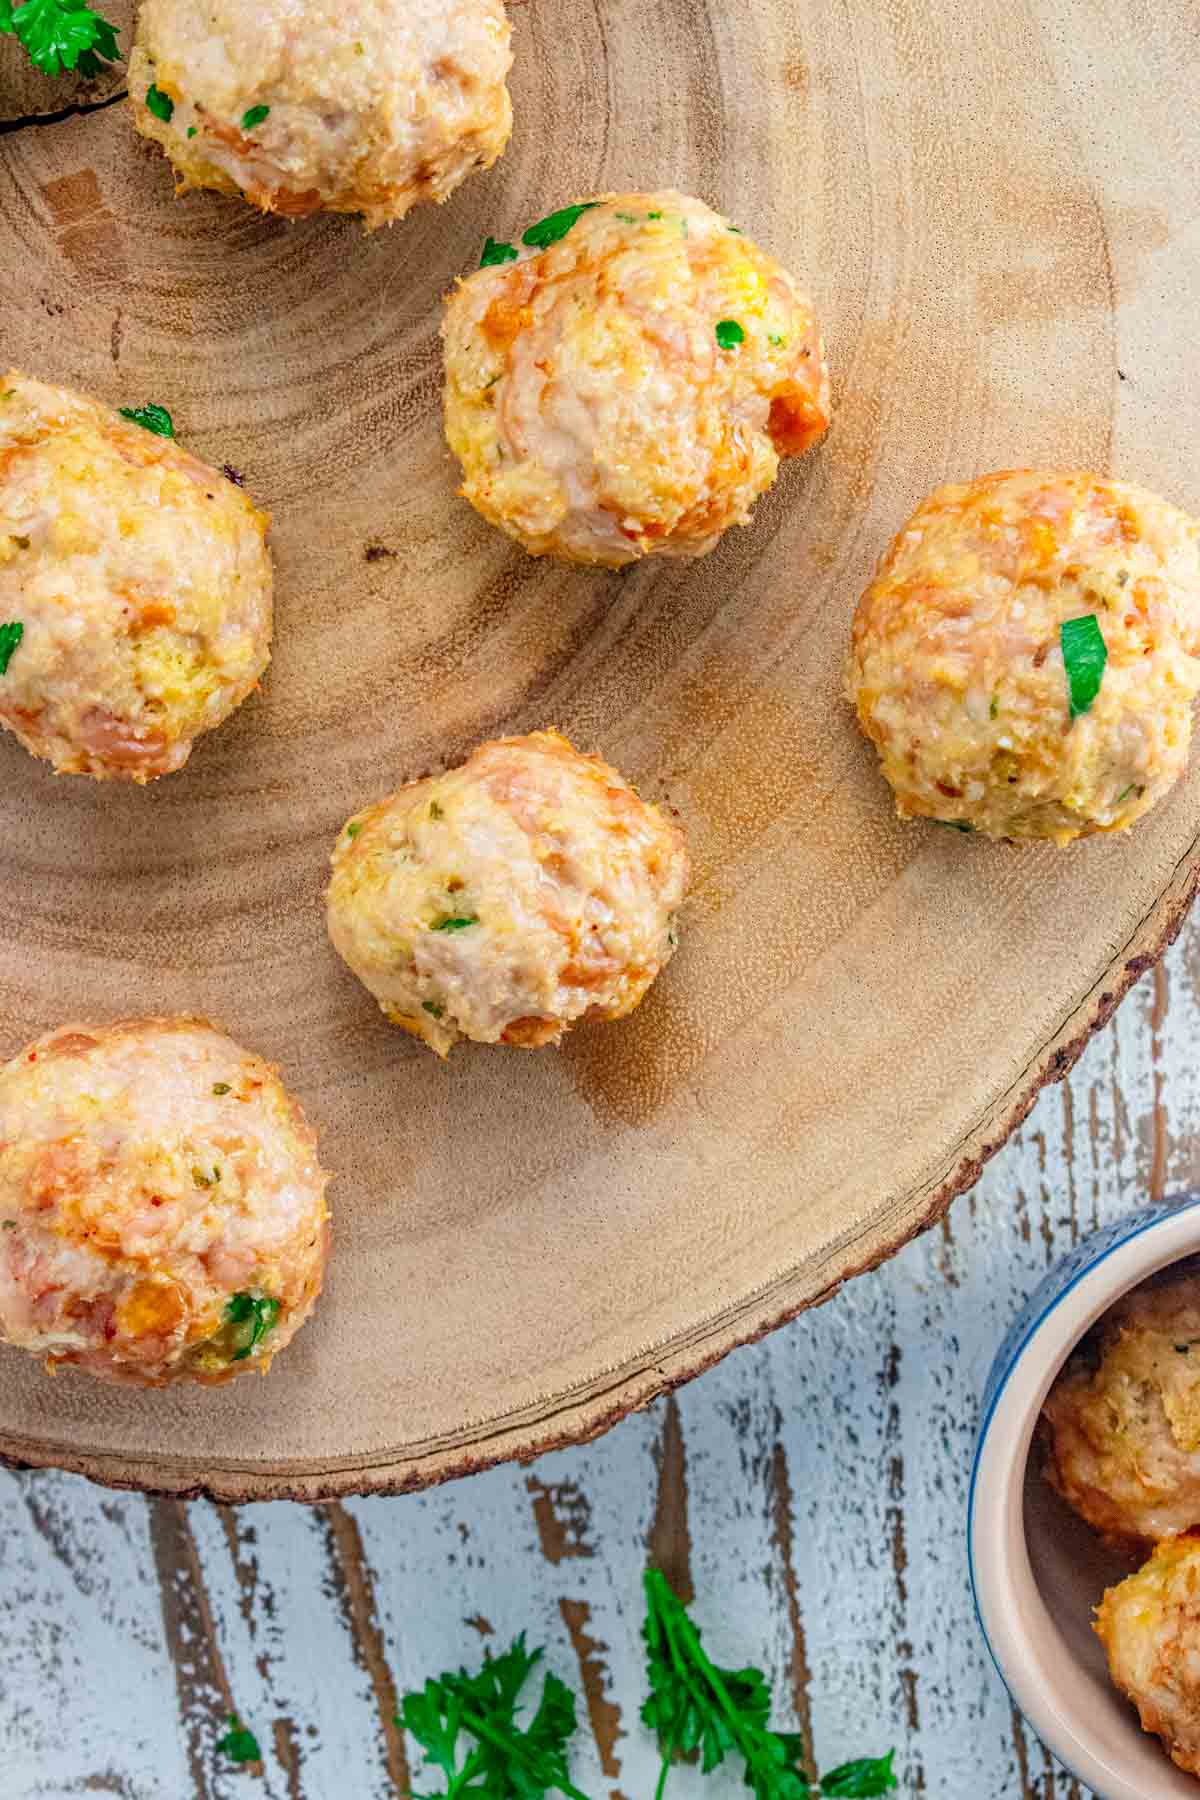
[130,0,513,226]
[849,469,1200,844]
[0,372,272,782]
[970,1198,1200,1799]
[326,729,689,1056]
[0,1018,330,1386]
[1042,1260,1200,1550]
[442,191,830,566]
[1095,1531,1200,1779]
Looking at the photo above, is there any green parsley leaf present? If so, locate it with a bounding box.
[428,800,444,820]
[1060,614,1107,719]
[930,818,974,833]
[715,319,745,349]
[0,0,120,79]
[647,210,663,219]
[0,621,24,676]
[432,915,478,932]
[399,1636,592,1799]
[641,1570,892,1800]
[819,1753,897,1797]
[522,202,599,249]
[119,402,174,438]
[216,1715,261,1764]
[481,236,518,266]
[768,333,786,347]
[212,1081,231,1096]
[186,124,197,137]
[727,224,744,233]
[642,1570,793,1795]
[1,1219,15,1230]
[422,1000,444,1019]
[241,103,269,130]
[989,693,999,719]
[346,821,363,838]
[224,1291,281,1361]
[615,211,639,223]
[145,81,174,122]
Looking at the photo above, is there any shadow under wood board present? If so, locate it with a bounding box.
[0,0,1197,1500]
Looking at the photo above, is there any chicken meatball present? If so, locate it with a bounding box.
[326,729,689,1056]
[0,372,271,782]
[130,0,512,227]
[0,1018,330,1386]
[847,469,1200,844]
[1095,1533,1200,1777]
[441,192,830,565]
[1042,1266,1200,1549]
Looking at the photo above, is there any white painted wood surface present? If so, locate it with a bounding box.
[7,901,1195,1797]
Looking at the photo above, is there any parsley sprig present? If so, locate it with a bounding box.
[1060,613,1107,720]
[216,1715,261,1763]
[224,1291,280,1361]
[0,0,120,78]
[522,202,598,249]
[0,621,23,676]
[400,1635,591,1799]
[118,402,174,438]
[144,81,173,121]
[642,1570,897,1800]
[481,235,518,267]
[219,1575,897,1796]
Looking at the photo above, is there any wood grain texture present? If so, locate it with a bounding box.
[1,0,1199,1500]
[7,911,1200,1796]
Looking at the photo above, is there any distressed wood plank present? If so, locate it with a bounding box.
[181,1498,408,1800]
[0,1473,191,1798]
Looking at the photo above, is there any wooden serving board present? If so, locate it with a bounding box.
[0,0,1197,1500]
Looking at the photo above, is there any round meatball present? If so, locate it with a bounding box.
[1042,1266,1200,1549]
[0,1018,330,1386]
[129,0,512,228]
[847,469,1200,844]
[0,372,272,783]
[441,192,830,566]
[326,729,689,1056]
[1095,1533,1200,1777]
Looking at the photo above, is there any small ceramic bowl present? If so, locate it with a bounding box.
[969,1194,1200,1800]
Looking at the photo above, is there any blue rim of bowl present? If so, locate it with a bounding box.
[967,1196,1200,1701]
